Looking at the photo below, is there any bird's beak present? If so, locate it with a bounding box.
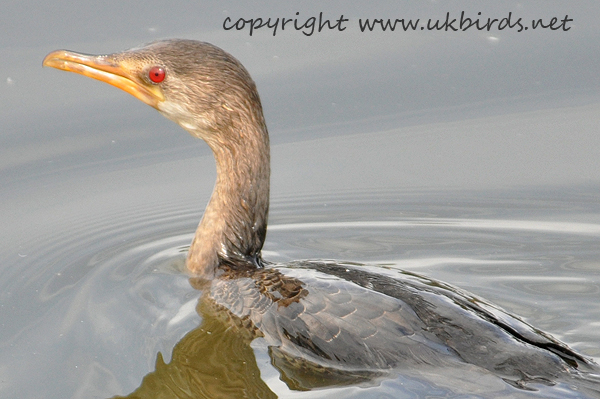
[43,50,165,108]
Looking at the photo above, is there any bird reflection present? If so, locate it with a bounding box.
[110,276,380,399]
[111,298,276,399]
[109,264,600,399]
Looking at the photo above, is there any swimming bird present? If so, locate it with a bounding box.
[43,39,599,392]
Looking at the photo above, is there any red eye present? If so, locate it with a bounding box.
[148,66,165,83]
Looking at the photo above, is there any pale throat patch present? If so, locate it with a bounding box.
[158,100,204,132]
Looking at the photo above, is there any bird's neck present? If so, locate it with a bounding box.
[186,121,270,278]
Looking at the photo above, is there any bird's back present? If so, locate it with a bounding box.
[203,261,598,389]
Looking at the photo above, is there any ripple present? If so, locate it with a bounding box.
[3,189,600,398]
[269,218,600,236]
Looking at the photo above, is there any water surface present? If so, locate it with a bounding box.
[1,1,600,398]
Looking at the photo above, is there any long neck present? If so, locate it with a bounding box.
[186,118,270,278]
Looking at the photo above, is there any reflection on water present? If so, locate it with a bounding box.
[114,301,276,399]
[1,189,599,398]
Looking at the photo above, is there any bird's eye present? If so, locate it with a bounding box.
[148,66,166,83]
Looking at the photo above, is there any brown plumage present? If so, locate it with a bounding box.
[43,40,599,391]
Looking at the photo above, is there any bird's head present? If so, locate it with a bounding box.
[43,39,264,145]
